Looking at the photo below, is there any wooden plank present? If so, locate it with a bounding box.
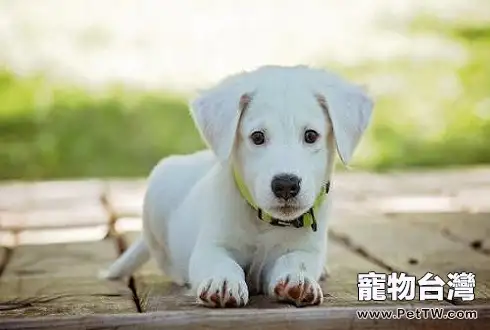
[0,182,30,211]
[115,217,143,233]
[122,230,422,312]
[332,167,490,201]
[0,226,108,247]
[0,180,109,232]
[335,192,488,219]
[0,304,489,330]
[2,239,119,277]
[328,173,490,226]
[0,239,137,318]
[0,180,105,212]
[324,238,412,307]
[455,188,490,213]
[0,204,108,231]
[330,213,490,305]
[388,212,490,253]
[332,168,490,217]
[104,180,146,218]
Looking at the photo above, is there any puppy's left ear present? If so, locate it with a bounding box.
[316,81,374,165]
[190,76,253,162]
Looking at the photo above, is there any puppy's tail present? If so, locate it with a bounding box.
[100,236,150,280]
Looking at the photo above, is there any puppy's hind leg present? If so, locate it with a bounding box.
[143,222,188,286]
[100,235,150,280]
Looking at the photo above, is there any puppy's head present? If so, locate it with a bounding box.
[190,66,373,221]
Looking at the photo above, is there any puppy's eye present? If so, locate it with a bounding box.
[250,131,266,145]
[304,129,319,144]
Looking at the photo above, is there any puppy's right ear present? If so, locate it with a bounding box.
[190,76,253,162]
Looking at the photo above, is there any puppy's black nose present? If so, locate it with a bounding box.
[271,174,301,200]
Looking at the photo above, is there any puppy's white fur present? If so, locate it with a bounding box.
[103,65,373,307]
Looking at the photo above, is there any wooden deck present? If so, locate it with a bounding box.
[1,168,490,329]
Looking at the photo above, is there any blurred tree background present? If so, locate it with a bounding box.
[1,3,489,181]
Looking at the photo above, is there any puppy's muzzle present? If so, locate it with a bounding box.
[271,174,301,200]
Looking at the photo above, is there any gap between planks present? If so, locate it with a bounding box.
[330,211,490,305]
[0,238,137,318]
[0,246,12,277]
[386,211,490,255]
[111,229,143,313]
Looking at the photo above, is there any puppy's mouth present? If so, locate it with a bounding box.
[275,205,299,214]
[269,203,309,220]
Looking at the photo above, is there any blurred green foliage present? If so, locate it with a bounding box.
[348,16,490,170]
[0,77,204,179]
[1,16,490,180]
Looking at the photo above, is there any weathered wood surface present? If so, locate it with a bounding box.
[389,212,490,253]
[104,180,147,218]
[0,180,110,247]
[0,180,105,212]
[0,239,136,318]
[0,226,109,247]
[0,167,489,327]
[0,204,108,231]
[1,304,488,330]
[330,212,490,305]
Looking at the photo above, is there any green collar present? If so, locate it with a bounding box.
[233,168,330,232]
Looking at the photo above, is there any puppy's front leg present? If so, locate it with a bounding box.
[266,250,325,307]
[189,244,249,308]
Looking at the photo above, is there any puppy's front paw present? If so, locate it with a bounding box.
[269,273,323,307]
[197,277,249,308]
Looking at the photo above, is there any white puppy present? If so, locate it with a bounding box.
[103,65,374,308]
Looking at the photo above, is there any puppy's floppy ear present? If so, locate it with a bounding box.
[315,78,374,165]
[190,76,253,162]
